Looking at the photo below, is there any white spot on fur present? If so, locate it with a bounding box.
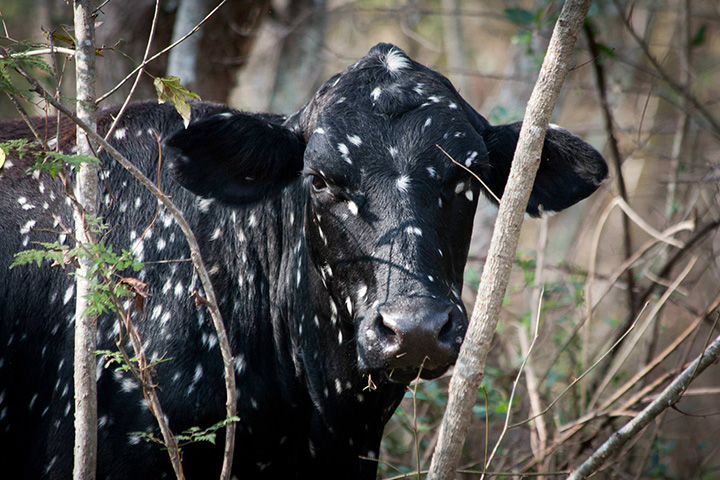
[338,143,352,164]
[19,220,35,234]
[405,226,423,236]
[346,134,362,146]
[114,128,127,140]
[465,151,478,167]
[371,87,382,101]
[63,285,74,305]
[357,284,368,300]
[322,265,333,279]
[396,174,410,193]
[198,198,214,213]
[347,200,359,216]
[384,48,410,73]
[317,225,327,245]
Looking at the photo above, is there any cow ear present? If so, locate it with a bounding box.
[166,112,306,204]
[479,121,608,216]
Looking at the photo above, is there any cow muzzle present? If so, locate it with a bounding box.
[357,300,467,382]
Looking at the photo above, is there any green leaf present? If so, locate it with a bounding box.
[10,242,72,269]
[153,76,200,128]
[691,24,706,46]
[504,8,534,26]
[28,151,100,178]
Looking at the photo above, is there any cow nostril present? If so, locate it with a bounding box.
[375,314,398,339]
[438,312,453,342]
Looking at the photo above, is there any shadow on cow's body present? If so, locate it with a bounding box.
[0,43,607,479]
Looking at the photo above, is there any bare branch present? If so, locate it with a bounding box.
[611,0,720,139]
[96,0,228,104]
[567,321,720,479]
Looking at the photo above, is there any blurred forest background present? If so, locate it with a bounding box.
[2,0,720,478]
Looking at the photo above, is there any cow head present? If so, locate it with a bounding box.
[167,43,607,383]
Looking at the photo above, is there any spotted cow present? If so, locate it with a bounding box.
[0,43,607,478]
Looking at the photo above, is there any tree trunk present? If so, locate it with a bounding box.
[72,1,99,479]
[427,1,594,478]
[166,0,210,90]
[268,0,327,113]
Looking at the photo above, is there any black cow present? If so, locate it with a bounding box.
[0,43,607,479]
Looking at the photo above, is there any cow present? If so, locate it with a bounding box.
[0,43,607,479]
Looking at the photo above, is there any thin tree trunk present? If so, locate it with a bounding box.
[166,0,210,90]
[442,0,468,96]
[72,1,98,479]
[427,2,593,478]
[269,0,327,113]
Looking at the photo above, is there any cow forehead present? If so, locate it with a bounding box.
[303,47,483,174]
[306,109,479,175]
[312,45,461,119]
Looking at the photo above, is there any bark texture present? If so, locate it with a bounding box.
[72,1,98,479]
[427,1,594,478]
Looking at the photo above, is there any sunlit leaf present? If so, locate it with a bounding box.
[153,76,200,128]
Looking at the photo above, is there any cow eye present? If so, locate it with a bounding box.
[310,174,328,192]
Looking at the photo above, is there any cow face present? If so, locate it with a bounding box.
[168,43,607,384]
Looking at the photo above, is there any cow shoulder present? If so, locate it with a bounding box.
[166,111,305,204]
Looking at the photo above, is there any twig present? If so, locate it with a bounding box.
[588,256,698,411]
[10,46,76,57]
[525,218,548,468]
[112,300,184,478]
[436,144,500,204]
[3,92,44,145]
[610,0,720,139]
[596,291,720,414]
[483,288,544,478]
[96,0,228,104]
[584,197,688,366]
[664,0,691,221]
[11,61,237,480]
[567,327,720,479]
[104,0,161,140]
[583,20,637,320]
[512,305,643,430]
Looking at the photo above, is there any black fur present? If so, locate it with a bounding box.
[0,43,606,479]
